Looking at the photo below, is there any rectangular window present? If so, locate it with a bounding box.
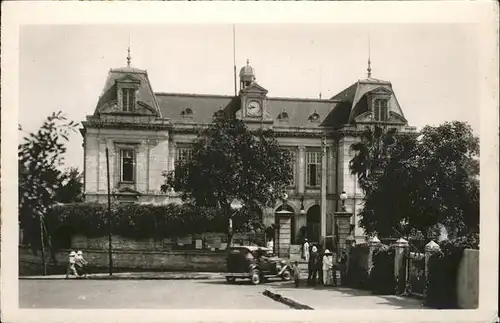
[122,88,135,112]
[121,149,135,182]
[306,151,321,187]
[287,150,297,187]
[374,99,388,121]
[176,147,193,163]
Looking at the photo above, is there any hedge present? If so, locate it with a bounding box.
[44,202,261,242]
[344,243,371,289]
[369,245,396,295]
[424,233,479,309]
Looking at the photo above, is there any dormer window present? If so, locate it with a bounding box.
[277,111,289,122]
[181,107,194,119]
[308,111,320,123]
[122,88,135,112]
[373,98,388,121]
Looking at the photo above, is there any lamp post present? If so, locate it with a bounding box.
[228,198,243,247]
[300,195,305,215]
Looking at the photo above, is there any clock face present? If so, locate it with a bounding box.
[247,100,262,117]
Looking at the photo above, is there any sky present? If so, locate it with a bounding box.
[19,23,480,171]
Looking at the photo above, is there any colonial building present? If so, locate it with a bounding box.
[81,52,415,246]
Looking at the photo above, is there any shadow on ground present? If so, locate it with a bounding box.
[273,282,425,309]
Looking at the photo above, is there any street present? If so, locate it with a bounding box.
[19,278,424,310]
[19,279,288,309]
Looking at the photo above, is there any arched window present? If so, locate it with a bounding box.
[373,99,388,121]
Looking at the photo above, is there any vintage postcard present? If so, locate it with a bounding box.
[1,1,498,323]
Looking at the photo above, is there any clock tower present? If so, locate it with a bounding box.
[237,60,272,125]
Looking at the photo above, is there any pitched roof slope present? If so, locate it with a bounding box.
[155,92,339,127]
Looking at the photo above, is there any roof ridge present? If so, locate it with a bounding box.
[155,92,235,99]
[154,92,339,103]
[110,67,147,74]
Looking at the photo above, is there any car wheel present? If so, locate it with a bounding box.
[281,269,292,281]
[225,277,236,284]
[250,270,261,285]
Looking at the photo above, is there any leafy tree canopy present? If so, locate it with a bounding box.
[54,167,84,204]
[19,111,79,248]
[350,121,479,240]
[161,112,293,218]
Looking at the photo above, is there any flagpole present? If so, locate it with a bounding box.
[233,24,237,96]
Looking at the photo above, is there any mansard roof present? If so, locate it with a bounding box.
[155,92,339,128]
[329,77,407,125]
[95,67,161,116]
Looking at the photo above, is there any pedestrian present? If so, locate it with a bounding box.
[75,250,88,278]
[65,251,78,279]
[266,238,274,252]
[322,249,333,286]
[307,245,318,285]
[316,245,323,285]
[292,261,301,288]
[302,239,310,262]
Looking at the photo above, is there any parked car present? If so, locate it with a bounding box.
[224,245,292,285]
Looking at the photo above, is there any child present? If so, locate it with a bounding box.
[65,251,78,279]
[75,250,88,278]
[292,261,301,288]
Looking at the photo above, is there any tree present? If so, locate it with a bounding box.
[351,121,479,240]
[54,167,84,204]
[349,125,398,195]
[161,111,293,246]
[19,111,79,274]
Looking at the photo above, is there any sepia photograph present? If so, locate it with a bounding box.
[1,2,498,323]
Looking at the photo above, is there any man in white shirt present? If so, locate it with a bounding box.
[322,249,333,286]
[303,239,310,262]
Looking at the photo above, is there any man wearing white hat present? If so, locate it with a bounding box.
[65,251,78,279]
[75,250,88,278]
[322,249,333,286]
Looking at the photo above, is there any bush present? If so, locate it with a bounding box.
[424,233,479,308]
[44,202,252,243]
[370,245,396,295]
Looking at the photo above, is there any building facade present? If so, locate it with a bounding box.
[81,57,415,244]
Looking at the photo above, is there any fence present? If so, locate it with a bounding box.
[404,251,425,297]
[343,237,479,309]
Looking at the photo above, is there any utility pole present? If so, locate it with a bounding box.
[106,148,113,276]
[39,214,46,276]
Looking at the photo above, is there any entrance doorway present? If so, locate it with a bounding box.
[306,205,321,244]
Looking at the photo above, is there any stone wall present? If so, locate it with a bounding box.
[19,246,226,275]
[456,248,479,309]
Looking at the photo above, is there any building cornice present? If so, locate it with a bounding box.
[82,120,173,131]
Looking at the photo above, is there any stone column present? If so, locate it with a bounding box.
[333,211,353,256]
[298,146,305,194]
[275,213,292,258]
[394,238,409,294]
[169,141,177,173]
[424,240,441,280]
[368,236,382,272]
